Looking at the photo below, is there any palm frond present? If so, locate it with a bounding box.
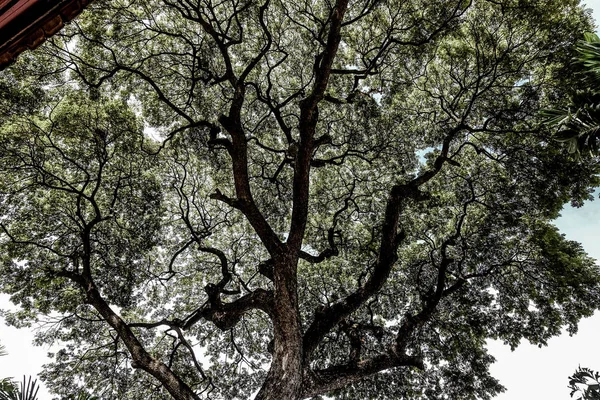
[0,377,39,400]
[17,376,39,400]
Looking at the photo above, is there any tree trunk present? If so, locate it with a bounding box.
[254,256,304,400]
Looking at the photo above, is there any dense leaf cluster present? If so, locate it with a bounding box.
[543,32,600,155]
[1,0,600,399]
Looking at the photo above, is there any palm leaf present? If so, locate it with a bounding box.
[0,377,39,400]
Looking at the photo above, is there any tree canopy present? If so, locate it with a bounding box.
[1,0,600,399]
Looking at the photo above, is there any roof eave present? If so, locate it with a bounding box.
[0,0,91,70]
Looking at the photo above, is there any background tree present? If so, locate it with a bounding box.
[1,0,600,399]
[570,367,600,400]
[543,32,600,155]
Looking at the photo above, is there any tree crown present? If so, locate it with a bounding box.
[1,0,599,399]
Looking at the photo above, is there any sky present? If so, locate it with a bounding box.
[487,201,600,400]
[3,2,600,399]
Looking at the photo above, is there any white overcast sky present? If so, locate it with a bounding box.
[3,2,600,399]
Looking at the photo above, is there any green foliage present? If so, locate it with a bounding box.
[0,369,39,400]
[0,0,599,399]
[0,381,16,399]
[63,393,99,400]
[543,32,600,155]
[570,367,600,400]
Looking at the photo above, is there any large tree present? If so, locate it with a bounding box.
[1,0,600,399]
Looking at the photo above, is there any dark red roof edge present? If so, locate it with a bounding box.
[0,0,91,70]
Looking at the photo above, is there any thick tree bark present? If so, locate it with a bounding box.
[255,2,352,398]
[254,255,304,400]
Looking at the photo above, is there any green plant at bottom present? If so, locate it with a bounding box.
[570,367,600,400]
[0,342,98,400]
[0,376,39,400]
[0,343,38,400]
